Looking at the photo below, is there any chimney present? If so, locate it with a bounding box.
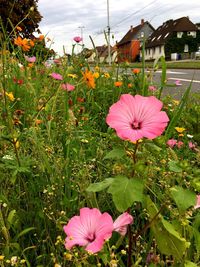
[141,19,144,25]
[130,25,133,32]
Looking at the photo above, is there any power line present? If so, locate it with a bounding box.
[111,0,158,29]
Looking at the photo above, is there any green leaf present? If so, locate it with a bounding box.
[107,176,144,212]
[168,161,182,172]
[86,178,114,192]
[146,197,190,260]
[7,210,17,228]
[184,261,198,267]
[103,148,126,160]
[170,186,196,212]
[165,81,192,139]
[15,227,36,240]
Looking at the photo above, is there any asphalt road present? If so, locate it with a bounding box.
[152,69,200,99]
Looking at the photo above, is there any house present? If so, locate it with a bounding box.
[145,16,199,61]
[87,45,117,63]
[116,19,155,62]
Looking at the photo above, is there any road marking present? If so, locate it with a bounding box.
[168,77,200,83]
[156,70,187,74]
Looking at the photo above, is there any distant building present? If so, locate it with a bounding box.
[145,16,199,60]
[87,45,117,63]
[116,19,155,62]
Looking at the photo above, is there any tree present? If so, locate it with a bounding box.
[0,0,42,38]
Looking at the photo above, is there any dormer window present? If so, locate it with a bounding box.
[187,31,196,38]
[177,32,183,38]
[164,32,169,38]
[157,35,162,40]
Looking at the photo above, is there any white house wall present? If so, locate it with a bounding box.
[145,45,165,60]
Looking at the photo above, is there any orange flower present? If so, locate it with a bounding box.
[82,69,95,89]
[128,83,133,88]
[114,81,123,87]
[39,35,44,40]
[14,36,31,51]
[16,26,22,31]
[29,40,35,47]
[132,68,140,74]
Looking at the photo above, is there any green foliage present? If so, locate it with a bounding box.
[107,176,144,212]
[170,186,196,212]
[146,197,190,261]
[0,0,42,38]
[0,27,199,266]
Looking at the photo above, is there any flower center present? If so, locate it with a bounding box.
[131,121,141,129]
[86,232,96,242]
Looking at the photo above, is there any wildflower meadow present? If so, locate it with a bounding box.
[0,26,200,267]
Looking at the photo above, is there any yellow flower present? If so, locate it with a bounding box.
[93,72,99,79]
[104,72,110,78]
[82,69,95,89]
[179,133,184,137]
[131,139,143,145]
[173,100,179,105]
[175,127,186,133]
[95,66,100,71]
[0,255,5,260]
[6,92,15,101]
[64,252,73,261]
[67,73,77,79]
[13,138,20,149]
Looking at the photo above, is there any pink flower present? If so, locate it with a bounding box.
[51,72,63,80]
[63,207,113,253]
[188,141,196,149]
[25,55,36,63]
[113,212,133,236]
[167,139,177,148]
[175,80,182,86]
[194,195,200,209]
[148,85,157,91]
[177,141,184,148]
[61,83,75,91]
[106,94,169,142]
[73,36,82,43]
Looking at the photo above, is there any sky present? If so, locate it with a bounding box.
[37,0,200,56]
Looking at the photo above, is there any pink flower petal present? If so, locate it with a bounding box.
[113,212,133,236]
[106,94,169,142]
[194,195,200,209]
[63,207,113,253]
[51,72,63,80]
[61,83,75,91]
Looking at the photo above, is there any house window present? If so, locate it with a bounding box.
[184,44,189,52]
[177,32,183,38]
[157,35,162,40]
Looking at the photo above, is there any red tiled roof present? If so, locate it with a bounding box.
[117,21,155,46]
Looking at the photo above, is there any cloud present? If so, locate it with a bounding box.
[37,0,200,56]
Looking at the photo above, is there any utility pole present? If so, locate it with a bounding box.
[78,26,85,50]
[107,0,111,65]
